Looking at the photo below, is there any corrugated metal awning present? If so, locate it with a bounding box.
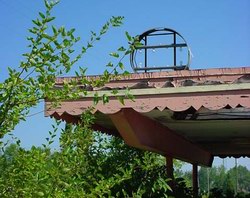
[45,66,250,166]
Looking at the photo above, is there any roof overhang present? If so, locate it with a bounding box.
[45,67,250,166]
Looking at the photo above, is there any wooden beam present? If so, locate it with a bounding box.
[109,108,213,166]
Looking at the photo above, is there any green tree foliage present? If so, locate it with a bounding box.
[199,165,250,198]
[0,1,174,197]
[0,0,130,139]
[0,121,172,197]
[1,1,250,197]
[227,165,250,192]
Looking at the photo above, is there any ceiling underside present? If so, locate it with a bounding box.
[94,107,250,158]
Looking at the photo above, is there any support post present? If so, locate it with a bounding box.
[192,163,198,197]
[166,157,174,179]
[166,156,174,191]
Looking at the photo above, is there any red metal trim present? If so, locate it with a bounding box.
[46,89,250,116]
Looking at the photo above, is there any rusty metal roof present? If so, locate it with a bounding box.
[45,66,250,166]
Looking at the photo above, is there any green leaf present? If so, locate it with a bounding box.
[134,41,143,48]
[79,67,87,75]
[52,25,57,34]
[127,93,135,101]
[68,49,75,53]
[111,89,118,95]
[39,12,45,19]
[118,96,125,105]
[46,16,56,23]
[29,58,36,65]
[125,31,132,42]
[93,93,99,105]
[68,28,76,36]
[100,23,109,35]
[63,39,70,46]
[49,140,54,145]
[118,46,126,51]
[32,19,41,27]
[102,94,109,104]
[82,47,86,53]
[45,0,51,9]
[90,31,96,36]
[61,26,66,36]
[42,33,53,41]
[106,62,113,67]
[37,192,45,197]
[118,62,124,70]
[114,68,119,76]
[75,71,79,77]
[75,37,80,42]
[125,49,132,55]
[16,139,21,146]
[123,71,130,76]
[110,16,124,27]
[87,42,93,48]
[29,28,37,34]
[109,52,119,58]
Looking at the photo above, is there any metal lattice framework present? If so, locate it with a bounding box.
[130,28,192,72]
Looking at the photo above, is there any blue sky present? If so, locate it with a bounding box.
[0,0,250,169]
